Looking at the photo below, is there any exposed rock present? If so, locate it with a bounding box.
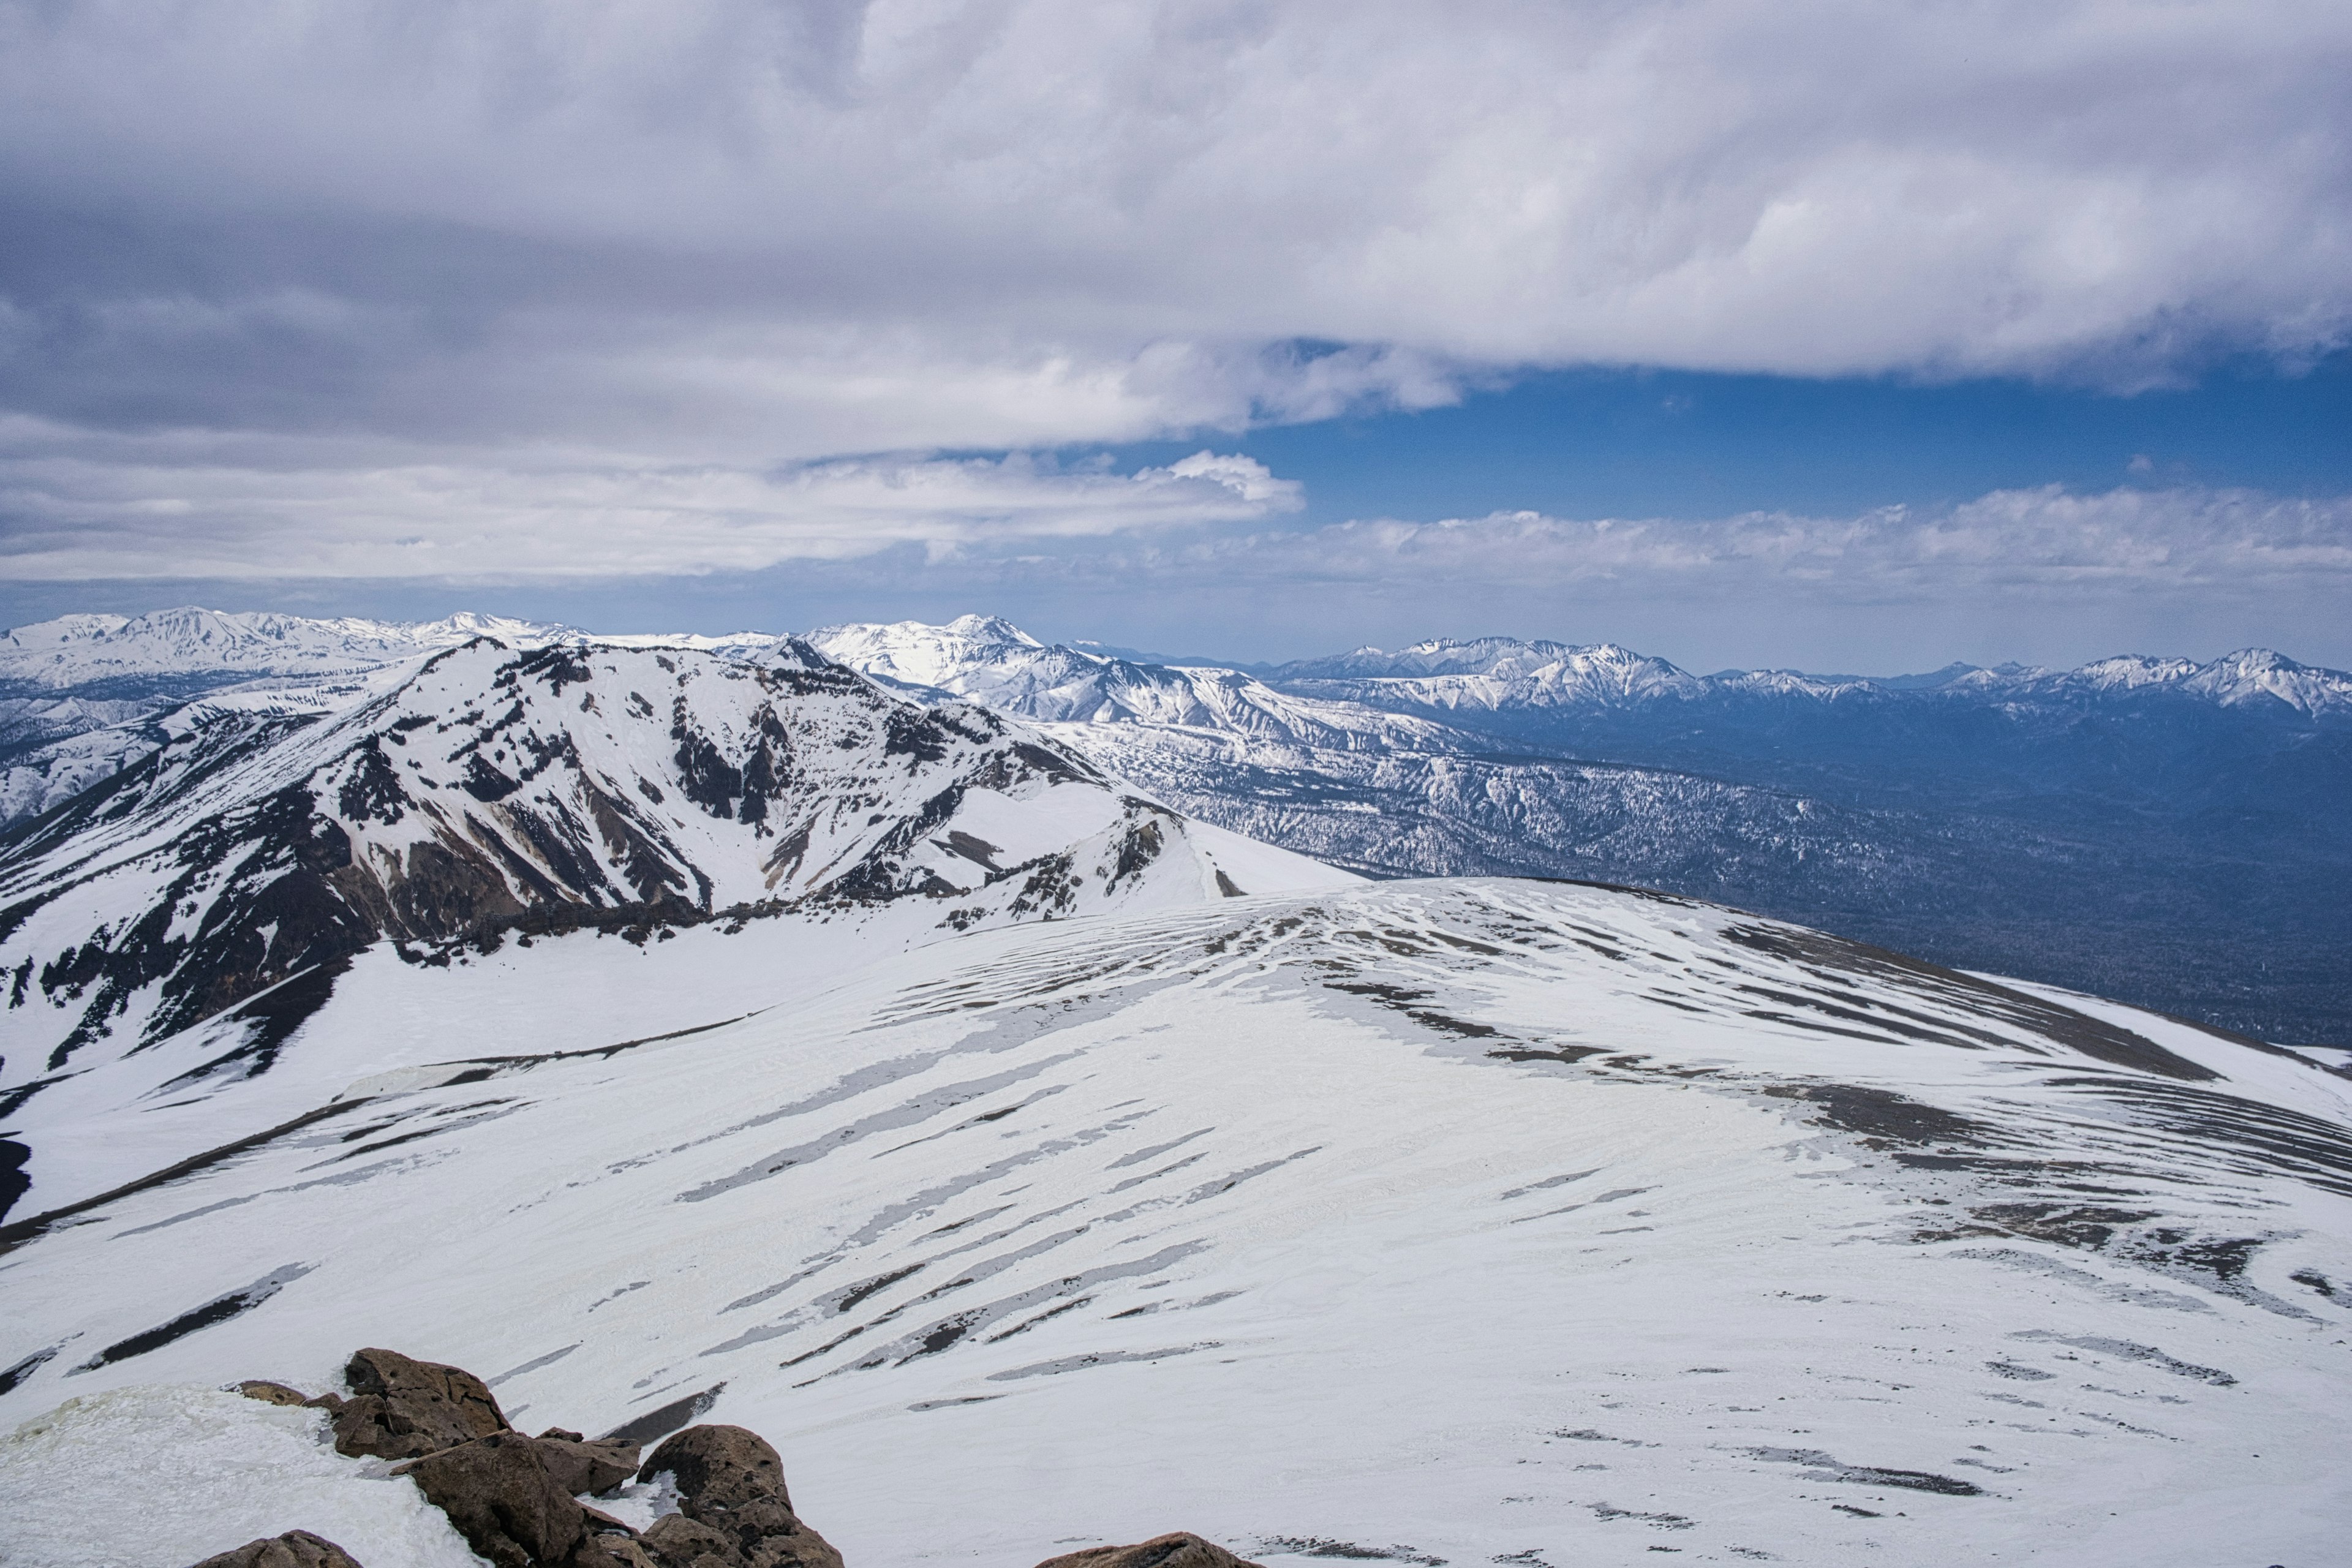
[235,1380,312,1408]
[401,1430,615,1568]
[1033,1535,1265,1568]
[537,1431,641,1496]
[597,1538,660,1568]
[638,1425,840,1568]
[641,1513,742,1568]
[188,1530,364,1568]
[742,1532,843,1568]
[638,1426,794,1515]
[332,1346,510,1460]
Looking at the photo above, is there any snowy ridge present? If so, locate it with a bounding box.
[0,608,561,692]
[2,878,2347,1567]
[1275,636,2352,718]
[0,636,1349,1159]
[0,609,573,831]
[808,620,1449,755]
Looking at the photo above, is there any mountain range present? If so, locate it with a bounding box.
[2,608,2348,1568]
[7,609,2345,1046]
[804,616,2352,1047]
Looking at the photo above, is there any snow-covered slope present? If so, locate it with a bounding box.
[0,609,559,694]
[1274,636,2352,720]
[0,609,576,831]
[3,878,2346,1567]
[808,616,1446,752]
[814,620,2352,1046]
[0,636,1351,1196]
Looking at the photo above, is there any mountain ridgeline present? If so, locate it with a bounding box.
[3,608,2345,1047]
[805,618,2352,1046]
[0,635,1322,1115]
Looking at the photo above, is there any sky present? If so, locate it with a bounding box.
[1,0,2348,673]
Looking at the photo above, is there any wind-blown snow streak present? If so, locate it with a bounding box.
[1,878,2345,1567]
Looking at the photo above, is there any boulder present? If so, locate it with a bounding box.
[537,1431,641,1497]
[188,1531,364,1568]
[401,1430,616,1568]
[636,1425,840,1568]
[636,1425,792,1514]
[597,1539,660,1568]
[1033,1536,1265,1568]
[641,1513,743,1568]
[234,1381,313,1408]
[333,1347,510,1460]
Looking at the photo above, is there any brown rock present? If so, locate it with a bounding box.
[1033,1535,1265,1568]
[188,1530,364,1568]
[641,1513,744,1568]
[744,1529,843,1568]
[636,1425,839,1568]
[402,1430,616,1568]
[597,1539,660,1568]
[333,1347,510,1460]
[540,1428,587,1444]
[234,1381,314,1408]
[538,1433,642,1497]
[636,1426,792,1514]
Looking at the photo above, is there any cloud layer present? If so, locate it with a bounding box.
[0,424,1295,578]
[3,0,2348,464]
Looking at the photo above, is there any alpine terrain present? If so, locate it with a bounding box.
[806,617,2352,1047]
[0,612,2345,1568]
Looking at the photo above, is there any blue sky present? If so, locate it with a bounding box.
[1,2,2346,673]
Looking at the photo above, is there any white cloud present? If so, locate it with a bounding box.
[824,482,2351,669]
[0,421,1298,579]
[0,1,2345,458]
[1167,485,2352,600]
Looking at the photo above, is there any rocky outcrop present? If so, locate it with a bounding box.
[332,1346,510,1459]
[1035,1536,1265,1568]
[215,1348,848,1568]
[188,1531,365,1568]
[535,1427,643,1497]
[400,1431,621,1568]
[636,1425,843,1568]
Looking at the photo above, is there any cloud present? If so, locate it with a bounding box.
[1169,485,2352,600]
[0,423,1298,579]
[768,482,2352,669]
[0,0,2345,464]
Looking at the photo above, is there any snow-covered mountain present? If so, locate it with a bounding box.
[0,609,561,694]
[6,609,2346,1043]
[0,610,571,829]
[0,635,1348,1193]
[5,876,2348,1567]
[1272,635,2352,719]
[808,616,1447,752]
[810,619,2352,1046]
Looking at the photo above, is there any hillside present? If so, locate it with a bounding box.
[4,877,2347,1567]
